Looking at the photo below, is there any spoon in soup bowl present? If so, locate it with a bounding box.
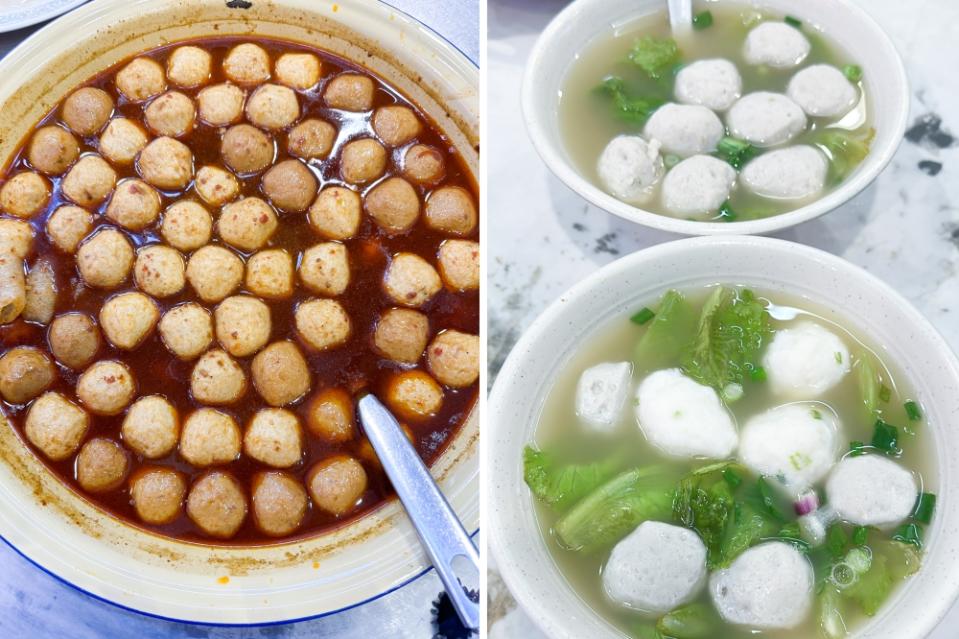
[667,0,693,35]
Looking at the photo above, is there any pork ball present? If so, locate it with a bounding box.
[427,330,478,388]
[221,124,274,174]
[661,154,737,218]
[324,74,374,111]
[105,178,161,231]
[214,295,271,357]
[826,455,919,528]
[425,186,477,236]
[305,387,355,442]
[1,172,50,218]
[76,438,129,493]
[244,408,303,468]
[275,52,321,90]
[674,59,743,112]
[299,242,350,296]
[597,135,664,203]
[145,91,196,138]
[194,165,240,207]
[134,244,186,298]
[28,126,79,175]
[167,46,212,88]
[604,521,707,613]
[251,471,308,536]
[48,312,100,369]
[251,340,311,406]
[306,455,367,516]
[138,136,194,190]
[308,186,361,240]
[197,83,246,126]
[787,64,858,118]
[99,291,160,350]
[294,298,351,351]
[403,144,446,185]
[385,369,443,421]
[383,252,441,307]
[158,302,213,360]
[187,470,247,539]
[160,200,212,252]
[186,245,244,303]
[726,92,807,147]
[741,145,828,200]
[0,346,55,404]
[437,239,479,291]
[122,395,180,459]
[179,408,241,466]
[246,83,300,130]
[190,349,247,405]
[709,542,813,629]
[61,155,116,207]
[373,106,422,146]
[130,467,187,525]
[762,321,850,398]
[339,138,386,184]
[261,159,317,212]
[62,87,113,136]
[0,254,24,324]
[287,118,336,159]
[635,368,738,459]
[373,307,429,364]
[116,57,167,102]
[575,361,632,433]
[98,118,149,166]
[743,21,811,69]
[45,205,91,254]
[245,249,294,299]
[365,177,420,234]
[22,258,56,325]
[643,103,725,158]
[76,227,134,289]
[76,360,135,416]
[218,197,278,251]
[0,218,33,258]
[24,391,89,461]
[223,43,271,85]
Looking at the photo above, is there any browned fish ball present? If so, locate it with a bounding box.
[76,360,136,416]
[185,245,244,303]
[47,312,100,370]
[305,387,356,443]
[221,124,274,174]
[22,257,57,325]
[0,346,56,404]
[223,43,271,85]
[382,252,442,308]
[76,227,134,289]
[427,330,479,388]
[24,391,89,461]
[158,302,213,361]
[76,438,129,493]
[246,84,300,131]
[275,53,321,91]
[218,197,278,252]
[251,471,309,537]
[339,138,386,184]
[323,73,374,111]
[98,118,149,166]
[287,118,336,160]
[437,239,479,291]
[160,201,213,252]
[0,253,25,324]
[251,340,311,407]
[45,205,92,254]
[245,249,294,300]
[0,171,50,219]
[372,105,422,146]
[130,466,187,525]
[306,455,367,517]
[298,242,350,296]
[187,470,247,539]
[134,244,187,298]
[190,349,247,406]
[294,298,351,352]
[424,186,478,236]
[365,177,420,234]
[194,165,239,207]
[61,87,113,136]
[167,46,212,88]
[0,218,33,261]
[99,291,160,350]
[61,155,116,208]
[138,137,194,191]
[403,144,446,185]
[261,159,317,213]
[197,83,246,126]
[244,408,303,468]
[105,178,161,231]
[27,126,79,175]
[373,308,430,364]
[144,91,196,138]
[115,57,167,102]
[385,369,444,421]
[308,186,361,240]
[214,295,272,357]
[122,395,180,459]
[179,407,242,466]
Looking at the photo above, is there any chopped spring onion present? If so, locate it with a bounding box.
[848,440,867,457]
[722,382,744,402]
[871,419,899,454]
[718,201,737,221]
[630,307,656,325]
[749,366,766,382]
[784,15,802,28]
[692,10,714,30]
[893,523,922,548]
[827,524,849,558]
[716,136,758,169]
[913,492,936,525]
[843,64,863,82]
[722,467,742,488]
[831,562,856,589]
[846,547,873,574]
[853,525,869,546]
[879,384,892,403]
[904,400,922,422]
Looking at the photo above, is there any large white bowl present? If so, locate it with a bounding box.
[522,0,909,236]
[0,0,477,625]
[489,236,959,638]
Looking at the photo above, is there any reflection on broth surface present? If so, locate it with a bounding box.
[526,286,934,638]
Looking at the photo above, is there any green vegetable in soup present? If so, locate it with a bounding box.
[856,355,881,418]
[913,492,936,525]
[843,64,863,82]
[692,10,714,30]
[715,136,759,170]
[627,36,680,79]
[844,552,892,616]
[634,289,698,369]
[656,603,723,639]
[904,400,922,422]
[815,128,875,184]
[871,419,900,454]
[633,623,664,639]
[554,466,678,553]
[522,445,621,512]
[720,501,779,565]
[595,76,665,125]
[893,522,922,548]
[819,587,847,639]
[680,287,770,401]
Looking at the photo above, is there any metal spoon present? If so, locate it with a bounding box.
[667,0,694,35]
[357,394,480,632]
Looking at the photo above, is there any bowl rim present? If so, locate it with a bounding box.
[0,0,478,626]
[521,0,910,236]
[489,234,959,638]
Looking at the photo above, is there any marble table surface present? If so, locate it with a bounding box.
[487,0,959,637]
[0,2,477,638]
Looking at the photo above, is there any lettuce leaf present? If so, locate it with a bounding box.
[634,289,698,369]
[656,603,722,639]
[814,128,874,184]
[627,36,680,79]
[595,76,664,125]
[522,446,620,512]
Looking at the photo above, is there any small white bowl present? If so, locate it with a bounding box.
[522,0,909,236]
[489,236,959,638]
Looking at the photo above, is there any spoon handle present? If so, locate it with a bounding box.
[357,394,480,631]
[667,0,693,34]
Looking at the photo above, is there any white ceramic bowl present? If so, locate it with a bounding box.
[522,0,909,236]
[0,0,478,625]
[489,236,959,638]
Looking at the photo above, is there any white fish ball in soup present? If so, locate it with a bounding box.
[643,103,724,158]
[574,361,632,433]
[740,145,828,200]
[596,135,663,203]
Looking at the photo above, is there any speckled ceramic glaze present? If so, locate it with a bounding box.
[0,0,477,625]
[523,0,909,236]
[0,0,89,33]
[489,235,959,638]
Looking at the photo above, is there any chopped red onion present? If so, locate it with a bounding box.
[794,489,819,516]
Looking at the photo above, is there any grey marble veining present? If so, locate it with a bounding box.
[487,0,959,636]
